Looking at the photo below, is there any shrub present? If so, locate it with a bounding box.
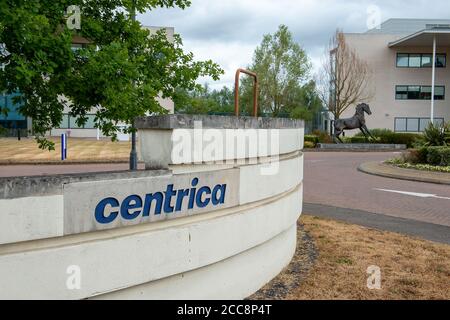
[354,128,419,148]
[304,141,316,149]
[427,146,450,166]
[401,147,428,164]
[312,130,333,144]
[350,136,369,144]
[378,133,419,148]
[421,122,450,147]
[355,128,393,138]
[304,135,319,145]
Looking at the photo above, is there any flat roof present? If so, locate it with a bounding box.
[388,28,450,47]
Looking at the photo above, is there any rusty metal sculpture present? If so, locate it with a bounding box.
[333,103,375,143]
[234,68,259,117]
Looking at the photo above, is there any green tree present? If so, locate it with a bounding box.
[240,25,311,117]
[0,0,223,149]
[174,84,234,115]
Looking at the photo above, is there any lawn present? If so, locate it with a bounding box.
[253,215,450,300]
[0,137,132,163]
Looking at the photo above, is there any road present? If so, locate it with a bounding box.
[303,152,450,227]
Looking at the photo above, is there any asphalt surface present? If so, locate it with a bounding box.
[303,152,450,228]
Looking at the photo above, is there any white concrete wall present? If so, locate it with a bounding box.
[0,120,304,300]
[343,33,450,135]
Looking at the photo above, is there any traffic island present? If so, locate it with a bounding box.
[359,161,450,185]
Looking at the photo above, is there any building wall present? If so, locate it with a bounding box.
[342,33,450,134]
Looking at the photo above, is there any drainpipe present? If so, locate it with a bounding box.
[431,35,436,125]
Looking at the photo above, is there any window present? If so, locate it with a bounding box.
[408,86,420,100]
[396,54,409,67]
[395,117,445,132]
[394,118,407,132]
[409,54,421,67]
[437,54,446,67]
[59,114,70,129]
[407,118,419,132]
[421,54,432,67]
[434,86,445,100]
[84,115,96,129]
[395,86,408,100]
[395,85,445,100]
[396,53,447,68]
[57,114,96,129]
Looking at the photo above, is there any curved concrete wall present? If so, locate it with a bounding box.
[0,115,304,300]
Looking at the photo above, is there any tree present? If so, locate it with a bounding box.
[174,84,234,115]
[240,25,311,117]
[0,0,223,149]
[318,30,373,120]
[288,80,323,121]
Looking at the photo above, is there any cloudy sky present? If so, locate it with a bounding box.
[138,0,450,89]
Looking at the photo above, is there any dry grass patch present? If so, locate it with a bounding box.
[287,215,450,300]
[0,138,131,163]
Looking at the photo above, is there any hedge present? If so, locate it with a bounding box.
[426,146,450,166]
[304,135,319,145]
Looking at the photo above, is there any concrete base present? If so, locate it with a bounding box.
[317,143,407,151]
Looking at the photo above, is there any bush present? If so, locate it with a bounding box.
[312,130,333,144]
[304,135,319,145]
[354,128,419,148]
[350,136,368,144]
[401,147,428,164]
[379,133,419,148]
[421,122,450,147]
[426,147,450,166]
[304,141,316,149]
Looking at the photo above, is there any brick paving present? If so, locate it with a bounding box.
[303,152,450,227]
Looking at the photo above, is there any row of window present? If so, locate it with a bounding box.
[395,85,445,100]
[58,114,97,129]
[395,117,445,133]
[397,53,446,68]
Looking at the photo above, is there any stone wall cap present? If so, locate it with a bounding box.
[0,170,170,200]
[135,114,304,130]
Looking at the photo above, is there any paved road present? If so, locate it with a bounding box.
[303,152,450,227]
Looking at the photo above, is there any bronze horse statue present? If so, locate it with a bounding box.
[333,103,375,143]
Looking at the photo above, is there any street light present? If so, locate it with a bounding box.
[129,1,138,171]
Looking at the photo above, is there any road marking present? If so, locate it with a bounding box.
[375,188,450,200]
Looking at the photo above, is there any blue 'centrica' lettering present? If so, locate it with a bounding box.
[196,186,211,208]
[94,178,227,225]
[95,197,120,224]
[121,195,142,220]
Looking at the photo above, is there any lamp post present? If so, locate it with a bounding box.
[129,1,138,171]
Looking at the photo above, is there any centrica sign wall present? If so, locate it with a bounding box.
[0,115,304,300]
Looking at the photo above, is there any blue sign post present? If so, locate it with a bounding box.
[61,134,67,161]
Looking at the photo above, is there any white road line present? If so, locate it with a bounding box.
[375,188,450,200]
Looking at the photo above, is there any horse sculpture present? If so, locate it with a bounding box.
[333,103,375,143]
